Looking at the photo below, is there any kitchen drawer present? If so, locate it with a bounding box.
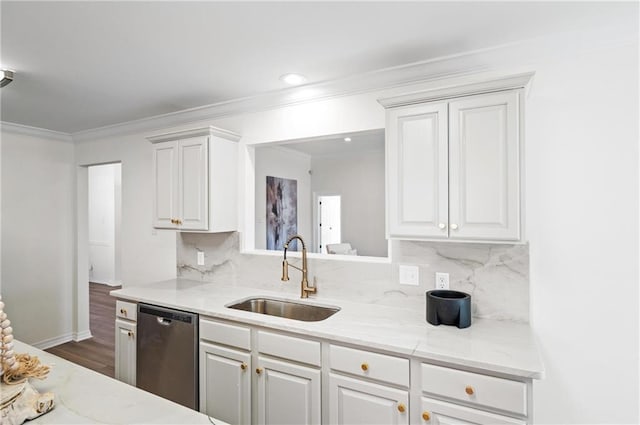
[116,300,137,321]
[200,318,251,351]
[257,330,321,367]
[420,397,525,425]
[330,344,409,388]
[421,363,527,416]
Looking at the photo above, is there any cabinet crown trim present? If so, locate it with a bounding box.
[147,126,241,143]
[377,72,534,108]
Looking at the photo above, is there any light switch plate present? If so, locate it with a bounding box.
[399,265,419,286]
[197,251,205,266]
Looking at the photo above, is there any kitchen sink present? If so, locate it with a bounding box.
[226,297,340,322]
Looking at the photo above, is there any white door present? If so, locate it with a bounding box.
[115,319,136,386]
[329,373,409,425]
[420,397,524,425]
[448,90,520,241]
[256,356,321,425]
[152,141,178,228]
[318,195,341,253]
[386,102,449,239]
[178,136,209,230]
[199,342,251,425]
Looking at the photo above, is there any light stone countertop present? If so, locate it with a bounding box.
[12,340,221,424]
[111,278,545,380]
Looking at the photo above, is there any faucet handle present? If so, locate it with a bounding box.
[281,260,289,281]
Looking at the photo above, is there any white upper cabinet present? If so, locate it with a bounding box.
[148,126,240,232]
[448,91,520,241]
[380,73,531,243]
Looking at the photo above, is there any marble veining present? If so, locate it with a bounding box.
[177,232,529,322]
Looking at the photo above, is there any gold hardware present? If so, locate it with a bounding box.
[127,331,134,338]
[170,219,176,224]
[120,308,126,315]
[361,363,369,372]
[240,363,247,371]
[256,367,263,375]
[177,219,182,225]
[281,235,317,298]
[397,403,406,413]
[465,385,474,395]
[422,411,431,421]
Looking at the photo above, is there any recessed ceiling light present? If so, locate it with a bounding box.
[344,137,352,142]
[280,73,307,86]
[0,69,14,88]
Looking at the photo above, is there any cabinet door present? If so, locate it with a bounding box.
[199,342,251,425]
[152,141,178,228]
[329,373,409,425]
[420,397,525,425]
[178,137,209,230]
[386,103,449,239]
[256,356,321,425]
[115,319,136,385]
[448,91,520,241]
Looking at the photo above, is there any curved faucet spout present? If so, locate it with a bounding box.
[280,235,316,298]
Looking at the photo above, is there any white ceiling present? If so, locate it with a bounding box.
[0,1,635,133]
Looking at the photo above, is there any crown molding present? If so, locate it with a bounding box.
[147,125,241,144]
[0,121,73,143]
[69,24,637,144]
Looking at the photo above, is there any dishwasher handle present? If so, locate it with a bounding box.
[157,317,172,326]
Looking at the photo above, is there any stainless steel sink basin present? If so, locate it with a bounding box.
[227,297,340,322]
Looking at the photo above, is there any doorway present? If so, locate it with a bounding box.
[88,163,122,286]
[316,195,341,253]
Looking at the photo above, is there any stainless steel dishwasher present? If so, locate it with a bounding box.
[136,303,198,410]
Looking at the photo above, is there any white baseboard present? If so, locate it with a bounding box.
[32,333,73,350]
[90,279,122,287]
[73,330,93,342]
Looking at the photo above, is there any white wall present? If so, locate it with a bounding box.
[88,163,121,285]
[0,129,76,346]
[311,150,386,257]
[254,145,311,250]
[527,42,638,424]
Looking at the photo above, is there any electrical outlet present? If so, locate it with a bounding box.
[197,251,205,266]
[435,272,449,290]
[399,265,419,286]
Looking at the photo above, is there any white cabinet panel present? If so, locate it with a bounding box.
[115,318,136,386]
[420,397,525,425]
[199,342,251,425]
[449,91,520,241]
[387,102,448,239]
[256,356,321,425]
[329,373,409,425]
[178,137,208,230]
[152,142,177,228]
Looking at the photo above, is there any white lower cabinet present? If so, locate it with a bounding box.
[114,300,137,385]
[256,356,321,425]
[420,398,525,425]
[329,373,409,425]
[200,341,251,425]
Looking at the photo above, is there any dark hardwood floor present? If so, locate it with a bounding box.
[46,282,121,378]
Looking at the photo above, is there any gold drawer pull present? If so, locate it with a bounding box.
[256,367,263,375]
[422,411,431,421]
[465,385,474,395]
[397,403,406,413]
[120,308,127,316]
[127,331,134,338]
[240,363,247,371]
[361,362,369,372]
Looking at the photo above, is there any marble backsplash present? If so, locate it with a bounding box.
[177,232,529,322]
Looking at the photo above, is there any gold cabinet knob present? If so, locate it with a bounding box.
[361,363,369,372]
[120,308,127,315]
[465,385,474,395]
[170,219,176,224]
[256,367,263,375]
[240,363,247,371]
[127,331,134,338]
[422,411,431,421]
[397,403,406,413]
[176,219,182,225]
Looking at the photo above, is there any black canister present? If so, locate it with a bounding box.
[426,290,471,329]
